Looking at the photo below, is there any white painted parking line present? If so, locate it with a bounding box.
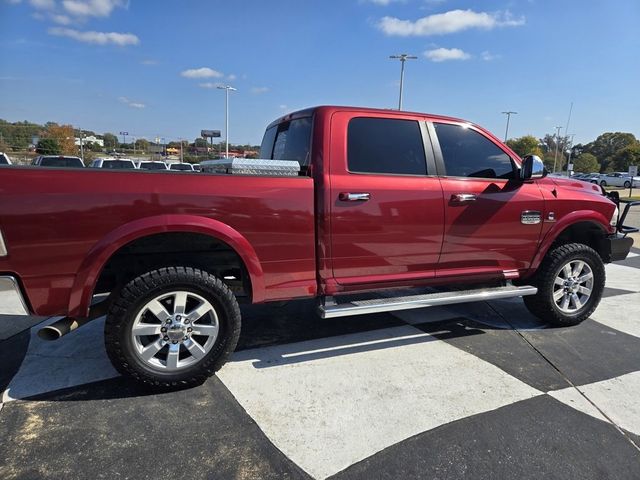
[591,293,640,339]
[218,325,541,479]
[4,316,118,401]
[550,371,640,436]
[604,263,640,293]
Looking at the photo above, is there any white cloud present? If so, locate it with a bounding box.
[118,96,145,109]
[279,104,288,110]
[250,86,269,94]
[378,9,525,36]
[51,14,72,25]
[29,0,55,10]
[141,59,158,65]
[48,27,139,46]
[424,47,470,62]
[62,0,126,18]
[198,82,224,89]
[227,74,237,81]
[181,67,224,79]
[481,50,500,61]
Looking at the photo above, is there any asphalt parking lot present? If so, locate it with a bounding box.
[1,247,639,480]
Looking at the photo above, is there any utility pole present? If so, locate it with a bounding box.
[566,133,575,176]
[389,54,417,110]
[79,129,84,163]
[217,85,236,158]
[552,126,563,173]
[501,111,517,141]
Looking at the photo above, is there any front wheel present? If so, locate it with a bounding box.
[105,266,241,388]
[524,243,605,326]
[600,180,607,186]
[623,181,631,188]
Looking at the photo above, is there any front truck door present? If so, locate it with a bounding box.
[328,112,444,286]
[430,121,544,278]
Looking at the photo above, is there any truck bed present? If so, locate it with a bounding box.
[0,167,316,316]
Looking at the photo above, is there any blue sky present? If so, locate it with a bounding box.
[1,0,638,145]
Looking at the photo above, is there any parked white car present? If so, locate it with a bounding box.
[598,172,640,188]
[89,158,137,169]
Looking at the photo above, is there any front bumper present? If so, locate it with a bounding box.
[598,234,634,263]
[0,276,30,315]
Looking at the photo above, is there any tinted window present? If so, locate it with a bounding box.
[139,162,167,170]
[259,117,312,166]
[347,117,427,175]
[170,163,193,171]
[39,157,84,168]
[102,160,135,169]
[0,154,9,165]
[434,123,514,179]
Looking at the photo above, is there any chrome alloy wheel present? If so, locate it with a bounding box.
[553,260,594,314]
[131,291,219,371]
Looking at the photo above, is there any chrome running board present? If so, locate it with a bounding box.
[318,285,537,319]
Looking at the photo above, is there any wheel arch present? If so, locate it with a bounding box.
[68,214,265,318]
[530,212,612,271]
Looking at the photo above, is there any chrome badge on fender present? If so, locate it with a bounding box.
[521,211,542,225]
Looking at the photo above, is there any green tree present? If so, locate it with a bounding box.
[36,138,61,155]
[582,132,637,171]
[103,133,118,150]
[505,135,544,159]
[572,153,600,173]
[612,143,640,171]
[135,138,149,152]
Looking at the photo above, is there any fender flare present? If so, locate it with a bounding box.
[530,210,611,271]
[67,214,265,317]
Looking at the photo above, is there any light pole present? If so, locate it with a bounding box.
[217,85,236,158]
[566,133,575,176]
[501,111,517,141]
[389,54,417,110]
[79,129,84,163]
[552,126,563,173]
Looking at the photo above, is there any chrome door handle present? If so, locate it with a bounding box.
[339,192,371,202]
[451,193,477,203]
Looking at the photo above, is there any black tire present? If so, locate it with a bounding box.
[105,266,241,389]
[600,180,607,187]
[524,243,605,326]
[623,181,631,188]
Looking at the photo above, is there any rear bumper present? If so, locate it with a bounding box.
[598,234,634,263]
[0,276,30,315]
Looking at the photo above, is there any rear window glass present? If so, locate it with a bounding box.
[170,163,193,171]
[103,160,135,169]
[347,117,427,175]
[259,117,312,167]
[139,162,167,170]
[39,157,84,167]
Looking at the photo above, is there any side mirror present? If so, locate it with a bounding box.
[520,155,546,181]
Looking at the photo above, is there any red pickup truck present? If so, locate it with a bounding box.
[0,106,634,388]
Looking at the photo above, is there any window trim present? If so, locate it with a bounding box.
[428,120,518,181]
[345,116,436,178]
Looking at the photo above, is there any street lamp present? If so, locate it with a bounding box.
[217,85,236,158]
[552,126,563,173]
[501,111,517,141]
[389,54,417,110]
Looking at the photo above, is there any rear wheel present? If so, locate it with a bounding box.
[105,266,241,388]
[600,180,607,186]
[524,243,605,326]
[624,181,631,188]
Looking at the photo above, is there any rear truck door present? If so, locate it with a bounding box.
[328,111,445,286]
[429,121,544,279]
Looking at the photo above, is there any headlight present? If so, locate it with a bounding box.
[610,206,619,227]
